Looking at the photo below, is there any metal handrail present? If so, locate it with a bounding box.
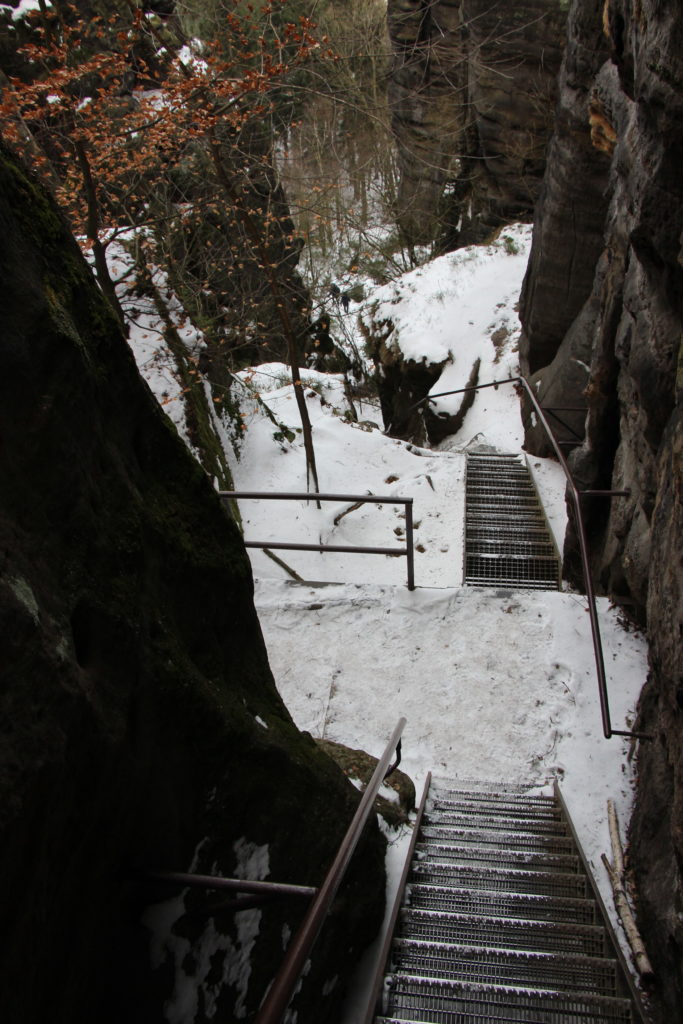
[144,872,317,900]
[219,491,415,589]
[361,771,432,1024]
[416,375,645,741]
[256,717,407,1024]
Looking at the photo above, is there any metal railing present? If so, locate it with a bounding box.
[361,771,432,1024]
[219,491,415,589]
[142,872,317,914]
[256,717,407,1024]
[417,375,644,741]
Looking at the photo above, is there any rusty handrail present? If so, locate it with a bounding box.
[416,376,645,741]
[256,717,407,1024]
[219,491,415,590]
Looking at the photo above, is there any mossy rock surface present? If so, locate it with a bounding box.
[0,143,385,1024]
[316,738,416,828]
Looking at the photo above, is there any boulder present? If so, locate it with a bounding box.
[0,143,386,1024]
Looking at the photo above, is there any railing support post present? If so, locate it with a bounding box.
[405,499,415,591]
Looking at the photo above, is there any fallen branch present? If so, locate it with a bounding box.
[602,799,655,984]
[263,548,303,582]
[333,494,370,526]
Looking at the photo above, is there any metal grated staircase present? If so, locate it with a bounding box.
[464,453,560,590]
[372,780,646,1024]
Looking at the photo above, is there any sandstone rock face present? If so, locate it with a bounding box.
[520,2,683,1016]
[0,144,385,1024]
[387,0,566,248]
[387,0,466,247]
[518,0,612,374]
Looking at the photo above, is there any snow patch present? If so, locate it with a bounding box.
[5,575,40,623]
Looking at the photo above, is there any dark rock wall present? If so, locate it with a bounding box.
[450,0,568,246]
[0,144,385,1024]
[520,1,683,1016]
[519,0,612,375]
[387,0,467,247]
[386,0,566,248]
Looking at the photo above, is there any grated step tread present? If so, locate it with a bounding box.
[414,842,581,873]
[384,976,633,1023]
[399,907,609,956]
[428,812,570,836]
[430,796,563,817]
[391,938,620,996]
[431,783,552,798]
[406,884,597,924]
[420,825,576,855]
[465,452,560,592]
[387,946,622,995]
[411,862,588,898]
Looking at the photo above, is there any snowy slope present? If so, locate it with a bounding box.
[116,225,649,995]
[223,229,649,996]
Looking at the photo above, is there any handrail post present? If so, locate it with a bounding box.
[256,718,407,1024]
[405,499,415,591]
[515,378,615,738]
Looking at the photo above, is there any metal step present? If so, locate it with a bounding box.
[405,885,597,924]
[432,782,553,797]
[464,578,558,591]
[391,939,620,997]
[429,796,567,820]
[411,862,589,898]
[464,452,560,590]
[383,977,633,1022]
[465,520,555,535]
[431,793,562,817]
[464,540,557,558]
[398,907,609,956]
[427,812,570,838]
[414,841,581,874]
[419,824,576,856]
[464,564,560,589]
[466,498,542,511]
[367,782,643,1024]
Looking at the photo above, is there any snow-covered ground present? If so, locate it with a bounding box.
[121,225,650,1001]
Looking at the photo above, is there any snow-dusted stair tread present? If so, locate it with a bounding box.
[368,780,643,1023]
[405,885,598,924]
[464,453,561,589]
[391,937,620,995]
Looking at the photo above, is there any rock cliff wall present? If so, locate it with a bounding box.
[519,2,683,1016]
[387,0,567,248]
[0,143,385,1024]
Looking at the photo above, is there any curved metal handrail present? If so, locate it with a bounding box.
[416,375,646,741]
[256,717,407,1024]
